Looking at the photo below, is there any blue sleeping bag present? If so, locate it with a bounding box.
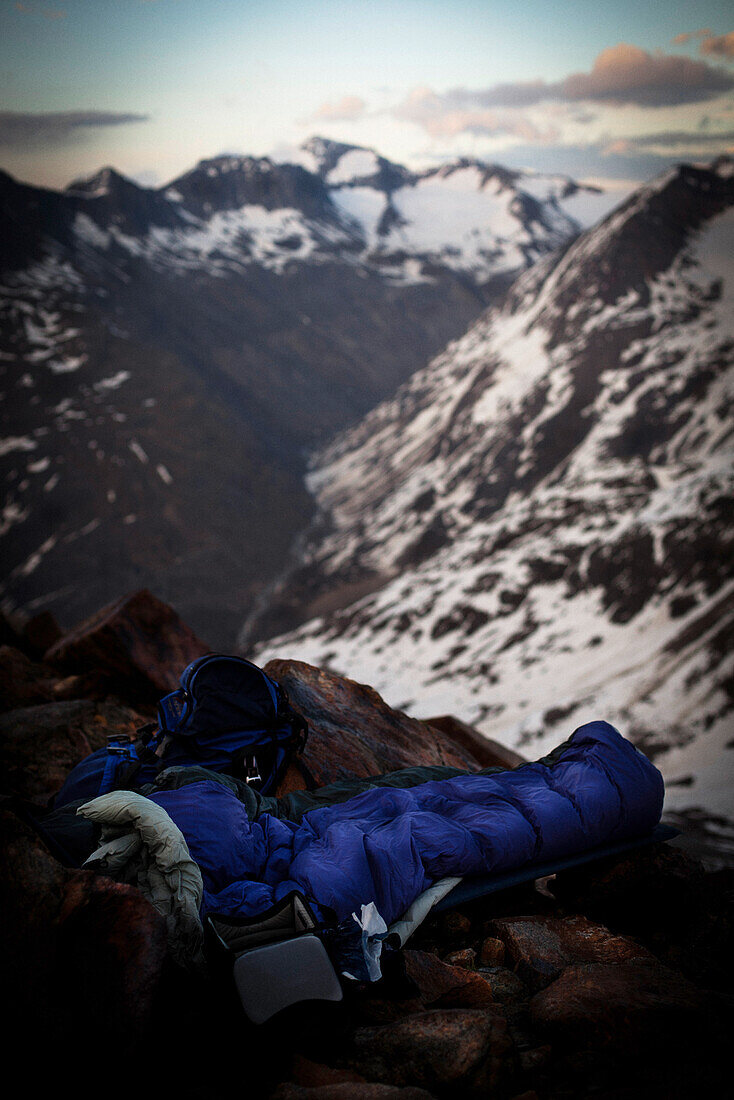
[147,720,664,930]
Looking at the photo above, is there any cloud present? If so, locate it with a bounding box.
[0,110,149,148]
[311,95,366,122]
[556,43,734,105]
[700,32,734,60]
[395,89,554,142]
[604,129,734,155]
[396,44,734,136]
[672,29,712,45]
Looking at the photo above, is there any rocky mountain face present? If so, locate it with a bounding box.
[252,159,734,855]
[1,590,732,1099]
[0,139,608,645]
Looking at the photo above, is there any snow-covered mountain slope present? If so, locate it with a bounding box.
[56,138,615,288]
[1,141,610,643]
[297,137,617,286]
[252,159,734,851]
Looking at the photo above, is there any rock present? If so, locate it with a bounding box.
[424,715,526,770]
[478,936,506,967]
[55,871,168,1039]
[489,914,651,991]
[45,588,210,698]
[0,607,26,650]
[0,645,57,711]
[443,947,476,970]
[517,1046,551,1075]
[550,842,734,990]
[0,698,145,801]
[51,668,125,701]
[345,1008,514,1096]
[476,967,528,1005]
[272,1084,436,1100]
[21,609,64,657]
[263,660,480,787]
[438,910,472,940]
[529,958,728,1087]
[403,949,494,1009]
[288,1054,367,1088]
[0,808,167,1070]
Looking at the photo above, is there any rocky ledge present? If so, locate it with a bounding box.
[1,589,732,1099]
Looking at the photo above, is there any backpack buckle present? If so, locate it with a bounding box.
[244,755,262,785]
[107,733,134,755]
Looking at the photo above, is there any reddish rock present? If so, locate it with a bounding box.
[0,608,25,650]
[424,714,526,770]
[443,947,476,970]
[272,1085,436,1100]
[479,936,506,967]
[438,910,472,940]
[551,842,734,990]
[345,1008,514,1096]
[0,645,57,711]
[489,914,651,990]
[477,967,528,1005]
[0,808,167,1066]
[46,588,210,697]
[288,1055,367,1088]
[51,668,125,701]
[56,871,167,1040]
[404,949,494,1009]
[0,698,145,801]
[21,609,63,657]
[529,959,725,1067]
[264,660,480,787]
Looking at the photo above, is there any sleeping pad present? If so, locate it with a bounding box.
[73,720,664,978]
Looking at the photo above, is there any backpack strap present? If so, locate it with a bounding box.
[98,723,161,795]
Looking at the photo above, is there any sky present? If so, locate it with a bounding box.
[0,0,733,191]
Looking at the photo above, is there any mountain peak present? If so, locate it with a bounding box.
[301,136,413,191]
[515,157,734,321]
[65,166,138,199]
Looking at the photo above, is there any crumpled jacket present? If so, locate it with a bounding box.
[78,790,204,968]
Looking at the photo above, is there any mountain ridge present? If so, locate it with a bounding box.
[1,139,613,643]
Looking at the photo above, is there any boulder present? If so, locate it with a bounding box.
[264,660,480,787]
[424,715,526,770]
[489,914,651,991]
[438,911,472,940]
[443,947,477,970]
[0,698,145,801]
[476,967,528,1005]
[478,937,506,967]
[0,808,167,1069]
[0,645,57,711]
[403,949,494,1009]
[21,609,64,657]
[45,588,210,698]
[345,1008,515,1096]
[529,958,729,1088]
[0,607,26,650]
[550,842,734,989]
[272,1085,436,1100]
[287,1054,367,1088]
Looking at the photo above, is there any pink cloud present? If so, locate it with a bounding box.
[700,32,734,60]
[396,43,734,136]
[672,29,712,45]
[312,96,366,122]
[558,43,733,105]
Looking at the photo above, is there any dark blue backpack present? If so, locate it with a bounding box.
[54,654,309,808]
